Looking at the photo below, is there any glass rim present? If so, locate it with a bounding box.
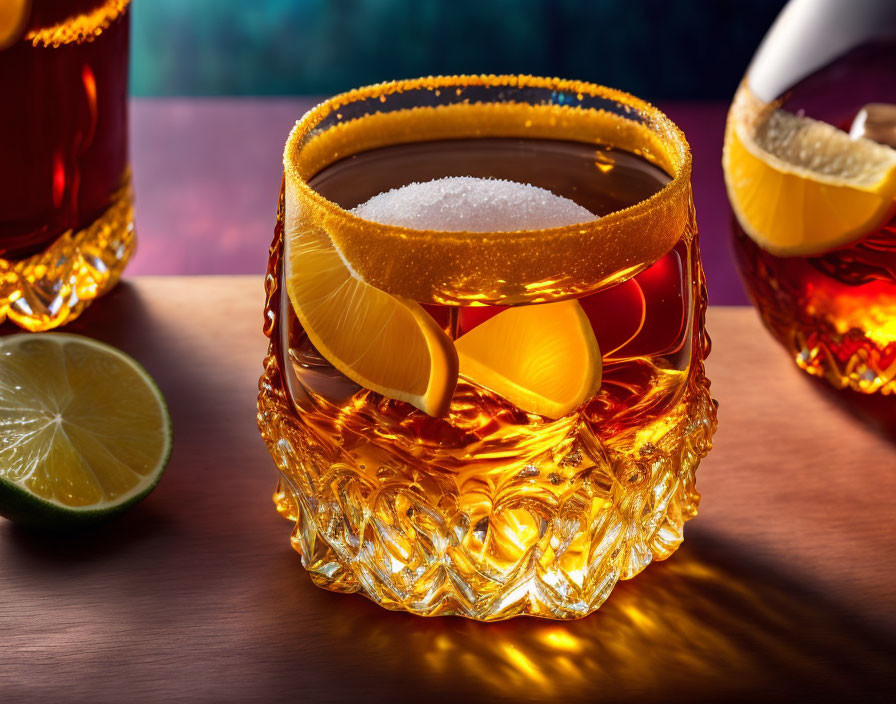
[22,0,132,48]
[283,74,693,304]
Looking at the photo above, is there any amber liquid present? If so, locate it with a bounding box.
[262,135,712,619]
[0,0,130,260]
[283,139,695,431]
[273,137,700,480]
[732,40,896,396]
[734,216,896,393]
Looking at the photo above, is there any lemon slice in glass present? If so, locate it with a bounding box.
[455,300,601,419]
[284,210,458,417]
[723,87,896,256]
[0,334,172,526]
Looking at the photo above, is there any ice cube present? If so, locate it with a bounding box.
[849,103,896,148]
[351,176,596,231]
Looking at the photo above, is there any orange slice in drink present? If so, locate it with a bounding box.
[723,86,896,256]
[455,300,600,419]
[0,0,28,49]
[284,197,458,417]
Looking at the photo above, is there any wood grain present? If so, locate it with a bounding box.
[1,277,894,703]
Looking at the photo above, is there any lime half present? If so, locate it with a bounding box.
[0,333,172,526]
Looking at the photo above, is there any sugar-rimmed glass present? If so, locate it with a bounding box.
[258,75,717,620]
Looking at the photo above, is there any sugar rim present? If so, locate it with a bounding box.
[282,75,693,304]
[284,74,691,239]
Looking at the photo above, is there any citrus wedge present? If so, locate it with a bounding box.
[723,90,896,256]
[0,334,172,526]
[0,0,28,49]
[284,207,458,417]
[455,300,601,419]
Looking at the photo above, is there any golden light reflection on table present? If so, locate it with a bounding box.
[329,538,893,701]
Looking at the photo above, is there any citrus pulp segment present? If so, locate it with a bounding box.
[0,333,172,526]
[455,300,601,419]
[723,91,896,256]
[284,191,458,417]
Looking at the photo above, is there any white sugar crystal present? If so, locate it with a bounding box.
[351,176,596,231]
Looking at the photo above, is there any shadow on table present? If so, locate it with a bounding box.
[272,533,895,703]
[1,279,265,553]
[800,372,896,444]
[0,281,176,375]
[61,280,157,350]
[1,503,170,563]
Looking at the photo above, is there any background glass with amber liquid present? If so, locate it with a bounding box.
[258,77,717,620]
[727,0,896,396]
[0,0,134,331]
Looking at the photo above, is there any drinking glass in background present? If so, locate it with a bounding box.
[724,0,896,396]
[0,0,133,331]
[258,75,717,620]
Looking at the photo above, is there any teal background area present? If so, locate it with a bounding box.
[131,0,787,99]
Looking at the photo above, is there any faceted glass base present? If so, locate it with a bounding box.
[0,178,135,332]
[258,344,716,621]
[733,224,896,396]
[755,306,896,396]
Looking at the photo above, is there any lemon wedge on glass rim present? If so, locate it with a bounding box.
[0,333,172,527]
[723,85,896,256]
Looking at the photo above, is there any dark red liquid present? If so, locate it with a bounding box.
[733,215,896,387]
[0,0,129,260]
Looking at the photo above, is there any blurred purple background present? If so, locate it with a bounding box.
[129,98,747,304]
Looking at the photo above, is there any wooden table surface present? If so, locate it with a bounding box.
[1,277,894,703]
